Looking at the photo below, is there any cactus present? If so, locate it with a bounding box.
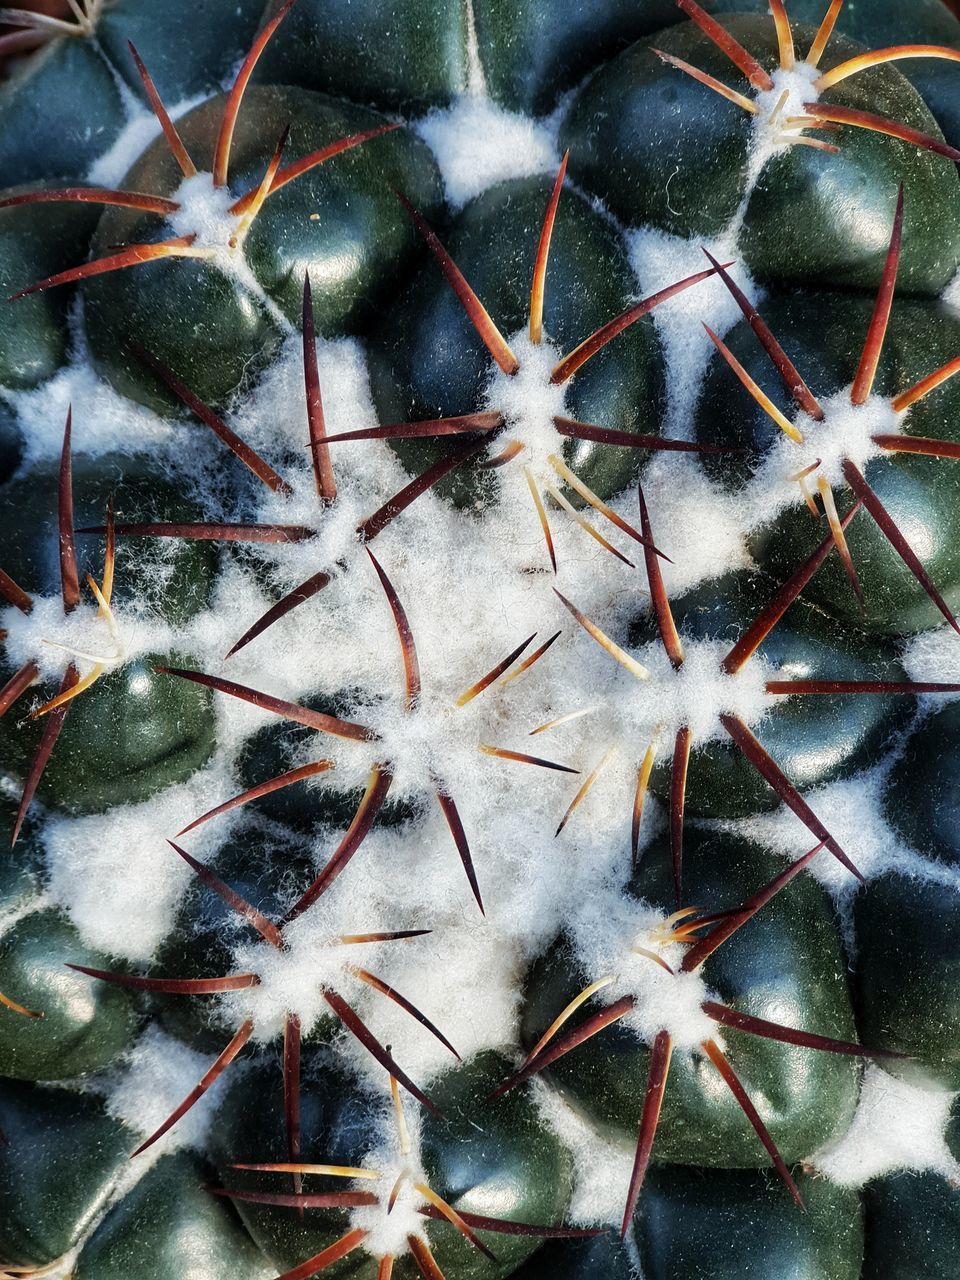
[0,2,959,1277]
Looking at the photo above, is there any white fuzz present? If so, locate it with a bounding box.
[481,331,570,487]
[570,893,715,1052]
[610,639,774,748]
[750,62,822,161]
[105,1025,226,1154]
[87,95,205,188]
[221,894,395,1042]
[415,96,560,209]
[351,1116,429,1260]
[812,1065,960,1187]
[746,389,899,520]
[168,172,241,257]
[629,226,760,437]
[727,768,960,893]
[533,1080,640,1236]
[903,623,960,699]
[2,596,134,681]
[230,333,381,459]
[4,358,179,465]
[43,765,238,961]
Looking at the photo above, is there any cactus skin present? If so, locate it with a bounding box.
[0,3,960,1277]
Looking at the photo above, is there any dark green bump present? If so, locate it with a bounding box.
[881,702,960,869]
[862,1164,960,1280]
[152,825,315,1050]
[854,871,960,1090]
[695,291,960,636]
[74,1150,271,1280]
[0,652,216,815]
[635,1164,863,1280]
[212,1049,573,1278]
[368,174,665,508]
[0,909,141,1081]
[0,190,101,391]
[521,830,860,1166]
[255,0,472,114]
[0,1080,130,1270]
[83,86,443,412]
[562,18,960,294]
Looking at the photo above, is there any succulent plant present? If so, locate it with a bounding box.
[1,1,960,1278]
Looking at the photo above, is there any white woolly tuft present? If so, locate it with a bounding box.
[351,1112,430,1260]
[481,332,569,487]
[727,768,960,894]
[614,640,774,746]
[104,1024,228,1154]
[4,358,179,465]
[43,764,239,961]
[812,1065,960,1187]
[569,892,715,1052]
[746,389,898,513]
[751,62,822,157]
[903,623,960,699]
[168,172,239,257]
[415,95,560,209]
[533,1079,642,1238]
[629,227,760,438]
[2,595,164,682]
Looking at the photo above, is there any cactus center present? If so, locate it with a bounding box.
[168,173,250,260]
[350,1135,430,1260]
[481,331,570,486]
[751,62,822,157]
[611,640,773,747]
[571,896,716,1051]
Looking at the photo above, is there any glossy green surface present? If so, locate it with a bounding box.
[0,191,100,391]
[474,0,677,115]
[563,19,960,294]
[854,872,960,1089]
[882,702,960,868]
[97,0,264,105]
[0,909,140,1081]
[213,1050,573,1278]
[256,0,470,113]
[0,452,217,622]
[521,830,861,1165]
[368,175,666,508]
[83,86,442,411]
[639,570,909,818]
[0,654,216,814]
[862,1168,960,1280]
[636,1165,863,1280]
[510,1232,630,1280]
[708,0,960,148]
[0,0,263,185]
[75,1151,270,1280]
[696,291,960,636]
[0,1080,130,1268]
